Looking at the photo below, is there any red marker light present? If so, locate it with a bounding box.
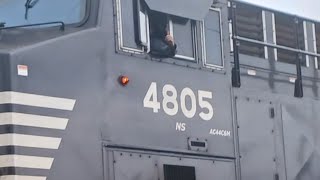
[119,75,130,86]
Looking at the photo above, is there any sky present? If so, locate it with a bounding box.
[241,0,320,21]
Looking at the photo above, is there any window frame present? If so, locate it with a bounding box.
[114,0,206,70]
[75,0,92,27]
[168,17,198,62]
[115,0,150,54]
[201,7,224,70]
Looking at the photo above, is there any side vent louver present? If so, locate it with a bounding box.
[164,165,196,180]
[275,14,305,66]
[236,4,264,58]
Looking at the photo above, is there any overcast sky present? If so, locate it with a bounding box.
[241,0,320,21]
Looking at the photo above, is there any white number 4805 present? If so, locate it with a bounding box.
[143,82,213,121]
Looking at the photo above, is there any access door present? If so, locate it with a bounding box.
[236,97,278,180]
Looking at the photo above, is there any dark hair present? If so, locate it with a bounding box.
[150,11,168,35]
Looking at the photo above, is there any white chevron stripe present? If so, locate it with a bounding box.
[0,112,69,130]
[0,175,46,180]
[0,134,61,149]
[0,92,76,111]
[0,155,53,169]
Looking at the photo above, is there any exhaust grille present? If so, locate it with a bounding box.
[164,164,196,180]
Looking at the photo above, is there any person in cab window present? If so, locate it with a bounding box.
[149,12,177,58]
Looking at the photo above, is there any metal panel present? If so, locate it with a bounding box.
[282,103,320,180]
[158,154,236,180]
[113,151,158,180]
[144,0,213,20]
[109,150,236,180]
[236,98,277,180]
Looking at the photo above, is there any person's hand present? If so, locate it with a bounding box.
[165,34,174,46]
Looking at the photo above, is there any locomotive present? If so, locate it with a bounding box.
[0,0,319,179]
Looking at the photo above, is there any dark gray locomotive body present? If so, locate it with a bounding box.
[0,0,319,180]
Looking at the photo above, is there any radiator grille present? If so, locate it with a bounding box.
[275,13,306,66]
[236,3,264,58]
[164,164,196,180]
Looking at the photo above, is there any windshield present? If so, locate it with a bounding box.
[0,0,87,27]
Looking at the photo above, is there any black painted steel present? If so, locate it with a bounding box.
[231,2,241,87]
[294,17,303,98]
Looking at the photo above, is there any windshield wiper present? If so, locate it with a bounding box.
[25,0,40,20]
[0,21,65,31]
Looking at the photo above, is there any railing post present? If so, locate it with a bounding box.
[294,17,303,98]
[231,1,241,88]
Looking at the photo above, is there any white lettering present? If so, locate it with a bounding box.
[209,129,231,137]
[143,82,214,121]
[176,122,186,132]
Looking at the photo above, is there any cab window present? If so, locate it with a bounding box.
[0,0,87,27]
[169,17,196,61]
[116,0,148,53]
[115,0,224,70]
[202,8,223,68]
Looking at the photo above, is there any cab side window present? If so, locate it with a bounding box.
[202,9,223,68]
[149,11,177,58]
[115,0,148,53]
[170,17,196,61]
[115,0,224,69]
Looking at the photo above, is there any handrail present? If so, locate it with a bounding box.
[234,36,320,58]
[230,2,309,98]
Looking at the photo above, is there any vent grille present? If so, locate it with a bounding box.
[275,13,306,66]
[164,164,196,180]
[236,3,264,58]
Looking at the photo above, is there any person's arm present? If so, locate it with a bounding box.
[165,34,177,57]
[149,28,177,57]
